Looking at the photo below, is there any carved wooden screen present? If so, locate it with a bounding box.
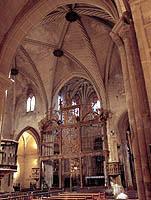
[62,127,80,156]
[39,106,108,188]
[81,125,103,152]
[41,129,61,157]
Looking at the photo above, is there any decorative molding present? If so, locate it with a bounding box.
[111,11,132,34]
[104,41,114,87]
[76,19,107,108]
[128,0,146,6]
[110,11,132,45]
[74,6,116,22]
[42,3,117,25]
[24,38,57,49]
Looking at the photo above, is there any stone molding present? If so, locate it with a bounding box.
[128,0,148,6]
[110,31,123,47]
[119,23,131,40]
[111,11,132,41]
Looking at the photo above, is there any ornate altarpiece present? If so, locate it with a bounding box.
[39,104,109,189]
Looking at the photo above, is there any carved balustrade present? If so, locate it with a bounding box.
[107,162,121,176]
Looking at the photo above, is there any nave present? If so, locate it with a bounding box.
[0,1,151,200]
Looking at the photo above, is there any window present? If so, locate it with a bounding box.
[58,92,63,110]
[72,99,79,116]
[27,89,35,112]
[92,98,101,113]
[72,99,76,106]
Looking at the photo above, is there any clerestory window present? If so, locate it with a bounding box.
[27,89,35,112]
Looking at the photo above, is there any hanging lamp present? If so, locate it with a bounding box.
[11,57,19,76]
[65,11,79,22]
[53,49,64,57]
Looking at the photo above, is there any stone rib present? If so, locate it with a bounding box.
[76,19,106,108]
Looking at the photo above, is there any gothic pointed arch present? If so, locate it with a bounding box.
[117,111,136,189]
[16,126,40,148]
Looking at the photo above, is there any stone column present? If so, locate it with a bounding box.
[80,157,83,188]
[0,72,12,142]
[119,21,151,200]
[121,137,133,188]
[128,0,151,112]
[110,21,146,199]
[102,124,109,186]
[114,0,126,17]
[59,158,62,188]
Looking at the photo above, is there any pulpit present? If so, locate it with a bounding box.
[0,139,18,179]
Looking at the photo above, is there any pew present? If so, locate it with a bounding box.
[39,192,106,200]
[58,192,106,200]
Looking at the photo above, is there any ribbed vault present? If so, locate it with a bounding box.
[6,2,121,112]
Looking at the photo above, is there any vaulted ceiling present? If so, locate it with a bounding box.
[12,3,121,110]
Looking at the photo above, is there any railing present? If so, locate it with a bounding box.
[106,162,121,176]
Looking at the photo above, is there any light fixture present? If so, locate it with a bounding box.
[11,68,19,76]
[53,49,64,57]
[73,166,78,170]
[65,11,79,22]
[11,57,19,76]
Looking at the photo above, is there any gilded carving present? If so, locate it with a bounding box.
[62,127,80,156]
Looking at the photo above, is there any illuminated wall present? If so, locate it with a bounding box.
[13,131,39,189]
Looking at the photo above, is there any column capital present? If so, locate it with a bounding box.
[0,72,12,93]
[111,11,132,42]
[112,11,131,32]
[118,23,131,40]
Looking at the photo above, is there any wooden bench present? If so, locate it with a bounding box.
[50,197,86,200]
[59,193,106,200]
[40,193,106,200]
[0,192,32,200]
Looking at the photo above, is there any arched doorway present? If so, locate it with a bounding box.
[13,129,40,191]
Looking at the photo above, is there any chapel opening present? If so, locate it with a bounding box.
[13,130,39,191]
